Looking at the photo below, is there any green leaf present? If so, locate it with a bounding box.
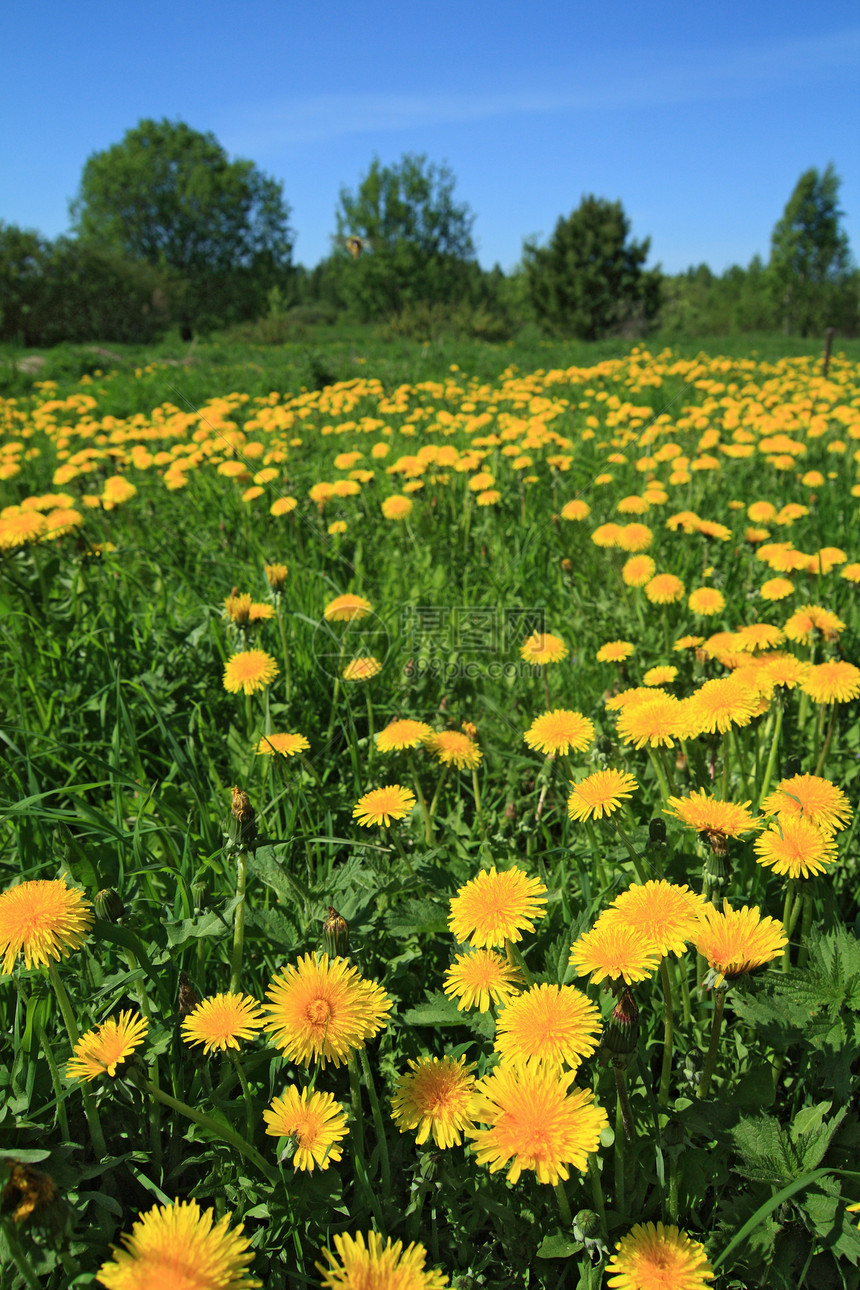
[536,1232,583,1259]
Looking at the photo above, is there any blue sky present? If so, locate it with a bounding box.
[2,1,858,275]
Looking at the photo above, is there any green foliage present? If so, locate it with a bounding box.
[330,153,478,319]
[769,164,858,337]
[70,118,294,333]
[522,195,661,339]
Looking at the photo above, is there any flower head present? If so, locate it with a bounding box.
[753,817,839,880]
[263,953,391,1068]
[605,882,705,958]
[376,718,433,751]
[424,730,482,768]
[181,993,265,1054]
[324,594,372,622]
[761,773,852,835]
[570,915,662,985]
[96,1199,260,1290]
[693,901,786,987]
[382,495,413,521]
[524,709,595,757]
[353,784,416,827]
[342,656,382,682]
[597,640,635,663]
[616,693,687,748]
[686,676,760,735]
[66,1011,148,1081]
[449,866,547,948]
[255,732,309,757]
[622,555,656,587]
[223,650,279,695]
[467,1061,608,1186]
[688,587,725,616]
[567,769,638,822]
[493,983,602,1072]
[606,1221,714,1290]
[264,562,288,591]
[443,948,523,1012]
[0,878,93,974]
[317,1231,449,1290]
[801,660,860,705]
[391,1055,477,1148]
[664,790,762,840]
[645,573,685,605]
[263,1086,348,1171]
[520,632,568,665]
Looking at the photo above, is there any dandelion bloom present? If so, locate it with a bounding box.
[754,817,839,880]
[263,1086,348,1171]
[493,983,602,1073]
[352,784,416,827]
[801,660,860,705]
[224,592,253,623]
[561,499,590,521]
[376,718,433,751]
[223,650,279,695]
[570,915,662,985]
[622,555,656,587]
[606,1221,714,1290]
[760,577,794,601]
[643,665,677,686]
[342,656,382,682]
[391,1055,477,1148]
[264,562,288,590]
[664,789,762,839]
[255,732,310,757]
[758,652,810,690]
[733,622,784,653]
[424,730,482,769]
[0,878,93,973]
[688,587,725,616]
[263,953,391,1069]
[761,773,852,835]
[616,693,687,748]
[645,573,685,605]
[605,881,706,958]
[323,594,372,622]
[449,866,547,948]
[66,1011,148,1081]
[592,523,623,548]
[317,1232,449,1290]
[596,640,635,663]
[520,631,568,665]
[674,635,705,652]
[686,676,760,734]
[693,901,786,987]
[96,1199,260,1290]
[567,769,638,822]
[382,494,413,521]
[618,523,653,552]
[181,993,265,1054]
[443,948,523,1012]
[467,1060,608,1186]
[524,709,595,757]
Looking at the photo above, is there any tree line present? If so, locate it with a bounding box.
[1,118,856,347]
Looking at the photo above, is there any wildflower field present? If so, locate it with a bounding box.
[2,339,860,1289]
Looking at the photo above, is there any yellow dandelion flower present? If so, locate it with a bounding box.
[754,817,839,880]
[493,983,602,1072]
[391,1055,477,1148]
[616,693,687,748]
[801,660,860,704]
[449,866,547,948]
[222,650,279,695]
[66,1011,148,1081]
[96,1199,260,1290]
[382,495,413,520]
[760,576,794,601]
[694,900,786,986]
[263,1086,348,1171]
[324,594,372,622]
[467,1060,608,1186]
[264,562,288,590]
[570,915,662,985]
[618,523,654,552]
[606,881,706,958]
[664,789,762,839]
[425,730,482,768]
[606,1222,714,1290]
[255,732,309,757]
[524,709,595,756]
[263,953,391,1068]
[352,784,416,827]
[688,587,725,616]
[561,499,591,521]
[733,623,784,653]
[520,632,568,664]
[761,773,852,835]
[376,718,433,751]
[342,656,382,682]
[0,878,93,974]
[443,948,523,1012]
[317,1232,449,1290]
[181,993,265,1054]
[674,635,705,651]
[567,769,638,822]
[645,573,685,605]
[686,676,760,734]
[596,640,635,663]
[622,555,656,587]
[643,666,677,686]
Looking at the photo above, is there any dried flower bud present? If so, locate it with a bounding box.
[322,907,350,959]
[264,562,288,591]
[229,786,257,849]
[178,972,202,1018]
[600,987,640,1059]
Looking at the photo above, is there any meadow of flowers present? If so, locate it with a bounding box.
[1,343,859,1288]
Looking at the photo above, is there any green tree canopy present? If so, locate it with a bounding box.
[769,164,856,336]
[331,154,477,318]
[523,196,661,340]
[70,118,294,331]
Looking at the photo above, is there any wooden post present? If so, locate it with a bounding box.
[822,327,835,378]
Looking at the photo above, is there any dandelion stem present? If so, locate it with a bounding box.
[229,847,248,995]
[230,1049,256,1144]
[587,1153,607,1237]
[797,885,815,969]
[554,1180,572,1228]
[365,689,375,770]
[658,958,674,1108]
[275,603,291,703]
[696,988,727,1099]
[142,1079,279,1185]
[427,765,449,834]
[613,1068,627,1210]
[348,1055,385,1228]
[505,938,535,988]
[814,706,837,778]
[647,746,671,803]
[359,1045,391,1196]
[124,950,162,1174]
[408,752,433,846]
[35,1020,71,1140]
[758,697,784,809]
[781,881,798,969]
[47,960,107,1160]
[471,766,483,832]
[729,727,752,800]
[1,1218,42,1290]
[612,819,648,884]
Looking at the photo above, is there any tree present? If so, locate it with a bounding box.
[523,196,661,340]
[70,118,294,332]
[769,164,857,336]
[331,154,477,318]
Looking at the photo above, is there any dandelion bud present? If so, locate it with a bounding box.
[95,888,124,923]
[264,562,288,591]
[561,557,573,571]
[178,972,202,1017]
[192,878,211,912]
[322,907,350,959]
[600,987,639,1058]
[573,1209,604,1252]
[229,786,257,849]
[648,818,667,845]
